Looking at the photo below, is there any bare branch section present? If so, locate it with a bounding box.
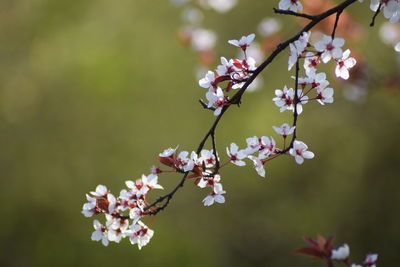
[273,8,316,20]
[145,0,359,215]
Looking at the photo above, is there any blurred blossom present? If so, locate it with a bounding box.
[247,77,263,92]
[191,28,217,51]
[170,0,192,6]
[342,84,367,103]
[199,0,238,13]
[379,22,400,45]
[181,7,204,24]
[243,43,264,63]
[258,18,282,37]
[395,42,400,52]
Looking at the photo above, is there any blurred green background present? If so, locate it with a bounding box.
[1,0,399,266]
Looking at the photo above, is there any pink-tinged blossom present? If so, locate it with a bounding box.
[159,146,178,157]
[335,49,357,80]
[142,174,164,191]
[289,140,315,164]
[273,86,308,114]
[129,207,144,225]
[226,143,247,166]
[314,35,345,63]
[199,70,217,89]
[316,86,334,105]
[299,70,329,90]
[331,244,350,260]
[106,215,129,243]
[91,219,109,246]
[177,151,195,172]
[273,123,296,138]
[82,194,97,217]
[228,33,256,50]
[126,221,154,250]
[303,52,321,75]
[197,173,222,190]
[205,87,226,116]
[279,0,303,12]
[248,155,266,177]
[258,136,276,159]
[202,183,226,206]
[244,136,261,154]
[200,149,217,168]
[91,184,108,197]
[216,57,235,76]
[150,165,162,174]
[364,253,378,267]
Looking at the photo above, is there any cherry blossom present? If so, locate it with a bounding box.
[369,0,400,23]
[278,0,303,12]
[126,221,154,250]
[199,70,217,89]
[248,155,266,177]
[258,136,276,159]
[316,86,334,105]
[106,215,129,243]
[177,151,195,172]
[244,136,261,154]
[331,243,350,260]
[303,52,321,75]
[364,253,378,266]
[228,33,256,50]
[273,123,296,138]
[91,219,109,246]
[159,146,178,157]
[314,35,345,63]
[199,149,217,168]
[335,49,357,80]
[289,140,315,165]
[205,87,227,116]
[202,183,226,206]
[273,86,308,114]
[226,143,247,166]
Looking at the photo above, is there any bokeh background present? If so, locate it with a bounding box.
[1,0,399,266]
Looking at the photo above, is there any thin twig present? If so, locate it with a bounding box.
[274,8,316,20]
[370,3,382,27]
[331,10,342,39]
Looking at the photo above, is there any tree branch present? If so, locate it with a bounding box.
[144,0,359,215]
[273,8,316,20]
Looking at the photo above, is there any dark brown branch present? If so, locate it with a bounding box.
[144,0,359,215]
[370,3,382,27]
[273,8,316,20]
[331,10,342,39]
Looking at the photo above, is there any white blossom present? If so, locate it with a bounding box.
[126,221,154,250]
[273,123,296,138]
[226,143,247,166]
[202,183,226,206]
[228,33,256,50]
[91,220,109,246]
[335,49,357,80]
[248,155,265,177]
[289,140,315,165]
[314,35,345,63]
[331,244,350,260]
[279,0,303,12]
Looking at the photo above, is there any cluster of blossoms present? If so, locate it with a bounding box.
[81,1,392,260]
[199,33,257,115]
[297,235,379,267]
[82,177,161,249]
